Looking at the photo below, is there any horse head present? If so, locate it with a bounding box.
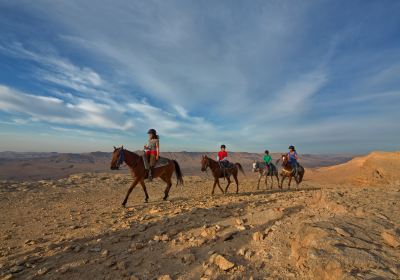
[252,161,259,172]
[281,154,289,166]
[110,145,124,170]
[201,155,209,172]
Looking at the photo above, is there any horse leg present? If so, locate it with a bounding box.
[276,174,281,189]
[280,176,286,189]
[122,178,140,207]
[212,178,222,195]
[216,179,225,194]
[257,172,262,190]
[224,176,232,194]
[233,173,239,194]
[162,176,172,201]
[211,180,216,195]
[139,180,149,203]
[295,174,300,189]
[288,176,292,189]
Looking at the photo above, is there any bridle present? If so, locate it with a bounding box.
[202,156,209,173]
[115,148,140,169]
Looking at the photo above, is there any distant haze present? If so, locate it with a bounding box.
[0,151,356,181]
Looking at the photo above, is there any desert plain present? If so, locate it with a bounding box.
[0,151,399,280]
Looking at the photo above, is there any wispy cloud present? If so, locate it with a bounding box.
[0,85,134,130]
[0,1,399,152]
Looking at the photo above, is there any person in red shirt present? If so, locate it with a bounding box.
[217,144,228,162]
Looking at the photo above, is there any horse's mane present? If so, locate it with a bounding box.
[122,148,140,157]
[205,155,216,162]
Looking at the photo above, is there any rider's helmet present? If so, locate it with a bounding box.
[221,144,226,149]
[265,150,269,154]
[147,128,157,135]
[288,145,295,150]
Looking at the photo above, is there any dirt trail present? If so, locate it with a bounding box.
[0,173,399,279]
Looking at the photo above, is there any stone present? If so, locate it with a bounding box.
[334,227,351,237]
[237,248,246,256]
[244,250,254,260]
[236,225,246,231]
[157,275,172,280]
[89,247,101,252]
[24,240,35,246]
[153,234,169,242]
[101,249,109,257]
[47,243,59,250]
[37,267,49,275]
[117,261,129,270]
[252,232,264,241]
[182,253,196,264]
[73,245,82,252]
[235,218,245,225]
[209,254,235,271]
[381,231,400,248]
[10,266,24,274]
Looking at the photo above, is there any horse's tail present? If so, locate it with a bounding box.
[235,163,246,176]
[173,160,184,186]
[271,163,278,176]
[298,166,305,183]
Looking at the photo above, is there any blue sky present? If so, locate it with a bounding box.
[0,1,399,153]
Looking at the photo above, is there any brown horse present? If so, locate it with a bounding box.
[276,154,305,189]
[200,155,245,195]
[110,146,183,207]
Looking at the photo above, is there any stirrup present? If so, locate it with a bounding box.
[147,170,153,181]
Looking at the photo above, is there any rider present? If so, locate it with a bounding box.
[217,144,229,168]
[144,129,159,181]
[288,145,299,176]
[263,150,272,173]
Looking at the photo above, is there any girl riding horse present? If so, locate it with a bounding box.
[144,128,160,181]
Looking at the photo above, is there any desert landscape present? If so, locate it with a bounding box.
[1,2,400,279]
[0,151,399,280]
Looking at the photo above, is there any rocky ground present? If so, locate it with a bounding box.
[0,173,399,280]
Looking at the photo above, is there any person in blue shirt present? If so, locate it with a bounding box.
[288,145,299,176]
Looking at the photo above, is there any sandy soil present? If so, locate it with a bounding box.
[0,172,399,280]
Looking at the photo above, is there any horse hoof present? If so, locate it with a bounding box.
[121,203,126,208]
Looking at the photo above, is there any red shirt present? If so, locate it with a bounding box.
[218,151,228,161]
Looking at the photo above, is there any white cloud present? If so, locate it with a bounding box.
[0,85,134,130]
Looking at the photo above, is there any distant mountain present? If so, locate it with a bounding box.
[0,151,356,181]
[308,151,400,186]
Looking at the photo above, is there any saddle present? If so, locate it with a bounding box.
[219,160,235,178]
[142,154,171,169]
[219,160,234,169]
[142,155,171,179]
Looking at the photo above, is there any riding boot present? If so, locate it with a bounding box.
[148,169,153,182]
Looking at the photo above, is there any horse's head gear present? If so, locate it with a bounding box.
[115,148,125,169]
[201,155,209,172]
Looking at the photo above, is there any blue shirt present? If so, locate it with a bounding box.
[288,151,298,162]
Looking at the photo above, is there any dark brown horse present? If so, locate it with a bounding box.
[110,146,183,207]
[276,154,305,189]
[200,155,245,195]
